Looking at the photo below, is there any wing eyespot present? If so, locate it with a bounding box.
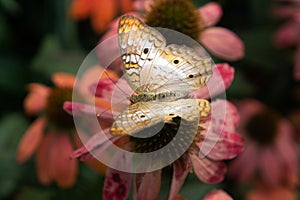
[143,48,149,54]
[140,115,145,118]
[188,74,194,78]
[173,59,179,64]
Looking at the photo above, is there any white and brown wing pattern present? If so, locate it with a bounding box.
[110,99,210,136]
[146,44,213,97]
[118,15,167,91]
[118,15,212,98]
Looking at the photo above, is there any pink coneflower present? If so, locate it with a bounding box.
[229,99,298,188]
[272,0,300,80]
[65,63,243,199]
[100,0,244,62]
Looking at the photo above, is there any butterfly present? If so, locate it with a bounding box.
[110,15,213,146]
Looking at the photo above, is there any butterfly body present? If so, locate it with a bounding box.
[111,15,212,140]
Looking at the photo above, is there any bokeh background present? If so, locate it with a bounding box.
[0,0,299,199]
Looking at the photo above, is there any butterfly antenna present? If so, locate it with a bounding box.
[96,70,131,119]
[96,97,129,120]
[103,70,130,98]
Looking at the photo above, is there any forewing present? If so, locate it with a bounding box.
[118,15,166,91]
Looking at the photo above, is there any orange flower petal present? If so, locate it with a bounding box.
[52,73,76,88]
[119,0,134,13]
[17,117,46,163]
[52,133,78,188]
[36,132,56,185]
[24,83,50,115]
[91,0,116,33]
[85,158,107,175]
[69,0,92,20]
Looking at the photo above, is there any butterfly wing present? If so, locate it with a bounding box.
[118,15,167,91]
[145,44,213,97]
[118,15,213,97]
[110,99,210,136]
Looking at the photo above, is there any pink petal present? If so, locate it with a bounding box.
[200,27,245,61]
[190,63,234,99]
[51,133,78,188]
[274,120,299,186]
[203,190,233,200]
[235,99,265,130]
[198,2,223,28]
[134,170,162,200]
[272,3,300,19]
[198,100,240,158]
[228,141,259,182]
[259,147,281,186]
[190,154,226,183]
[17,117,46,163]
[203,131,244,160]
[103,168,131,200]
[133,0,153,13]
[52,73,75,88]
[63,101,115,121]
[77,66,114,98]
[70,129,115,161]
[273,21,300,48]
[201,99,240,136]
[91,78,132,106]
[23,83,50,115]
[168,160,189,200]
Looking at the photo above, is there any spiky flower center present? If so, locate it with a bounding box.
[245,110,279,145]
[45,87,74,129]
[129,117,197,160]
[144,0,202,40]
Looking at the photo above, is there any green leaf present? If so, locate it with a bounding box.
[0,56,25,92]
[180,174,220,199]
[0,0,20,14]
[31,35,85,76]
[250,0,273,26]
[240,27,282,71]
[0,113,29,198]
[16,187,53,200]
[227,69,255,98]
[0,13,13,48]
